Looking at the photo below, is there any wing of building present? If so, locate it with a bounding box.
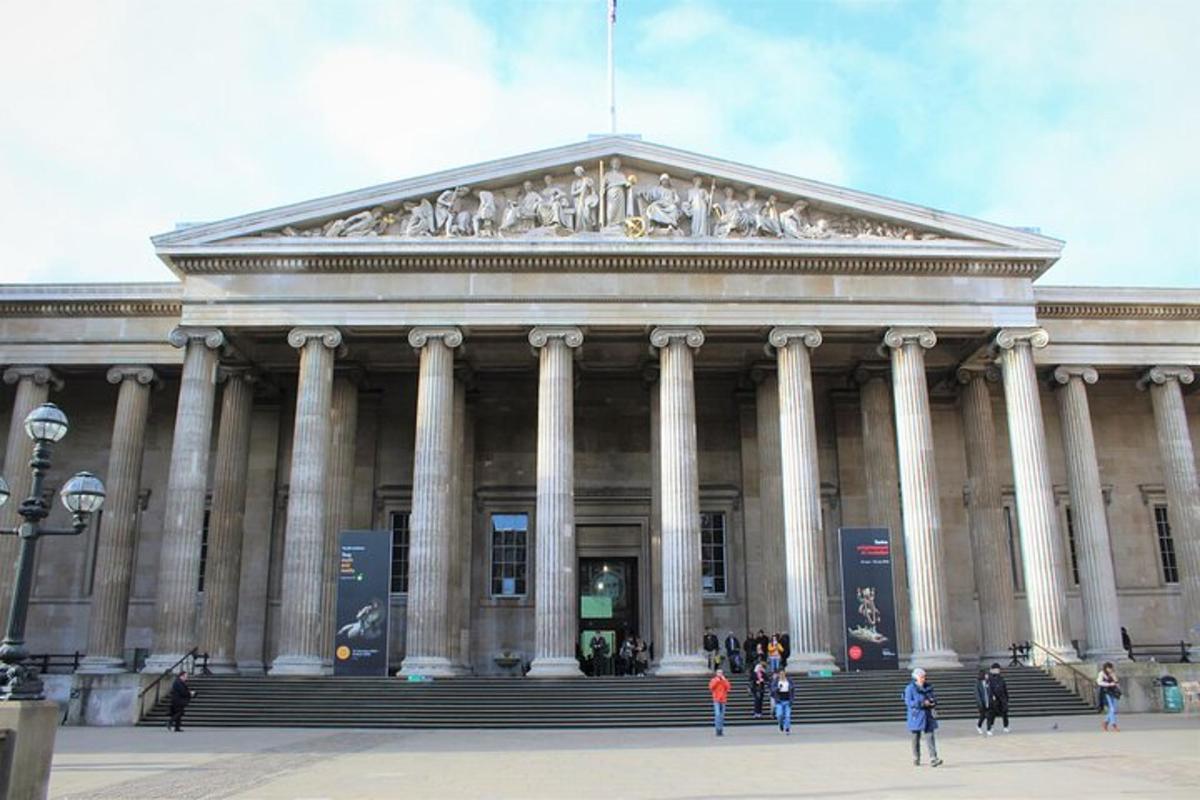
[2,137,1197,683]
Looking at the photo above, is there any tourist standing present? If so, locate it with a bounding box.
[771,669,794,734]
[589,632,609,676]
[1097,662,1121,732]
[743,631,757,668]
[167,671,195,733]
[767,635,783,673]
[634,636,649,676]
[975,669,991,734]
[904,668,942,767]
[986,663,1010,734]
[703,628,720,671]
[724,631,742,673]
[750,661,768,719]
[709,668,732,737]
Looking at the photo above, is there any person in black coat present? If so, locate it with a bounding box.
[167,671,195,732]
[974,670,991,733]
[724,631,742,673]
[986,663,1010,733]
[703,628,720,670]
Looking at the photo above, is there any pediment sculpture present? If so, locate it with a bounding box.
[265,158,946,242]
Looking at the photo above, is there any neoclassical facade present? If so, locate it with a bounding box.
[1,138,1197,678]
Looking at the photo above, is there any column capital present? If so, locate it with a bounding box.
[649,326,704,350]
[408,326,463,350]
[106,365,158,387]
[528,326,584,349]
[852,361,891,386]
[768,326,822,352]
[1138,365,1195,390]
[2,365,63,391]
[749,361,777,386]
[1052,365,1099,386]
[216,365,259,385]
[992,327,1049,352]
[287,327,343,351]
[168,326,225,350]
[956,365,1001,385]
[882,327,937,350]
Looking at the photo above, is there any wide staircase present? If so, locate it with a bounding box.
[139,667,1093,729]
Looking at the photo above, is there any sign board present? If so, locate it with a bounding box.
[334,529,393,676]
[838,527,900,671]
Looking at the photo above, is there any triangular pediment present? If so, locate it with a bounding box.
[152,137,1062,263]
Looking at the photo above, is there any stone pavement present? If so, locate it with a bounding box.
[50,714,1199,799]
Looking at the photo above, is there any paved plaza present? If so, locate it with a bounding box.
[48,713,1199,799]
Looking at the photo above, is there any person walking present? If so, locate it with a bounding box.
[767,635,783,673]
[975,669,991,734]
[904,668,942,767]
[167,670,195,732]
[1121,626,1134,661]
[1097,662,1121,732]
[986,662,1010,734]
[709,668,732,737]
[771,669,794,734]
[750,660,768,719]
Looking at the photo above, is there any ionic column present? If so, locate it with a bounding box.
[399,327,463,677]
[993,328,1078,663]
[650,327,708,676]
[145,327,224,673]
[0,366,61,622]
[957,367,1018,662]
[198,367,256,674]
[1053,366,1126,662]
[320,370,360,673]
[883,328,959,668]
[271,327,343,675]
[752,367,788,634]
[1139,366,1200,661]
[527,326,585,678]
[78,366,155,673]
[770,327,837,670]
[853,364,912,662]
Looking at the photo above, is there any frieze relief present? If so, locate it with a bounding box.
[261,158,950,243]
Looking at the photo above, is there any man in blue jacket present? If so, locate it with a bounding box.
[903,667,942,767]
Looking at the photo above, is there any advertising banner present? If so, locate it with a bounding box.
[838,527,899,671]
[334,529,393,676]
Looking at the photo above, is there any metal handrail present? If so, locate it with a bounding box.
[136,648,205,719]
[1128,641,1191,663]
[1024,641,1099,707]
[23,652,85,674]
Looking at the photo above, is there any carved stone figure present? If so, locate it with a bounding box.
[640,174,682,233]
[402,198,436,237]
[540,175,572,229]
[518,180,544,229]
[570,166,599,232]
[741,189,763,237]
[682,176,711,237]
[712,187,740,238]
[780,200,823,239]
[473,190,497,237]
[603,157,629,228]
[756,194,783,238]
[435,186,471,236]
[499,189,523,232]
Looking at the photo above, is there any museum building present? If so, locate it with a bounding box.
[1,138,1197,680]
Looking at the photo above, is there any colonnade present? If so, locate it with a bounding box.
[4,324,1196,674]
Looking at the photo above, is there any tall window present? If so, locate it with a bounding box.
[1064,506,1080,585]
[197,509,211,592]
[1154,505,1179,584]
[1004,505,1023,591]
[490,513,528,596]
[390,511,411,594]
[700,511,727,595]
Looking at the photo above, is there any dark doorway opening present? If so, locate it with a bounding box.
[578,557,639,676]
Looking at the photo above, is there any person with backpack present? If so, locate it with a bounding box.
[709,668,732,737]
[1097,662,1121,731]
[904,668,942,767]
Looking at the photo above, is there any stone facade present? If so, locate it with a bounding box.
[1,139,1197,677]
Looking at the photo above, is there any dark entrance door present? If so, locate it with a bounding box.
[578,557,638,676]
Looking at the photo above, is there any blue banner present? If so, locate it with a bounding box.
[334,530,393,677]
[838,527,900,671]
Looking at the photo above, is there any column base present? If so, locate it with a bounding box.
[75,656,128,675]
[652,653,709,676]
[1084,646,1130,664]
[526,657,584,678]
[908,649,962,669]
[205,657,240,675]
[269,655,325,676]
[141,652,189,674]
[786,652,840,673]
[1030,642,1080,666]
[398,656,456,678]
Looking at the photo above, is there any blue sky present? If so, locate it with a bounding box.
[0,0,1196,286]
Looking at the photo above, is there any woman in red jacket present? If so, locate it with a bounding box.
[709,668,732,736]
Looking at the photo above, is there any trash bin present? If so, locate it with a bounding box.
[1159,675,1183,713]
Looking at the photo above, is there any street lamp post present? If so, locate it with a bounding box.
[0,402,105,701]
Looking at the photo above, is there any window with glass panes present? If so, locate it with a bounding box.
[1064,506,1080,585]
[700,511,727,595]
[390,511,411,593]
[490,513,528,596]
[197,509,211,592]
[1153,505,1178,584]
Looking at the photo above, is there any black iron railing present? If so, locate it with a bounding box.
[136,649,210,719]
[1127,641,1191,663]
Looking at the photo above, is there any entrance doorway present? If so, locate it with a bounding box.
[578,557,638,676]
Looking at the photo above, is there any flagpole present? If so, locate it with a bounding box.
[607,0,616,134]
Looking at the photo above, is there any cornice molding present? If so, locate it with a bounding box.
[1037,302,1200,321]
[0,299,182,317]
